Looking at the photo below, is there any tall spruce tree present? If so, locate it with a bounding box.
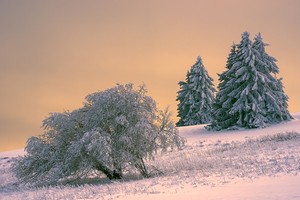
[209,32,292,130]
[210,44,238,130]
[252,33,292,122]
[177,56,216,126]
[213,32,268,129]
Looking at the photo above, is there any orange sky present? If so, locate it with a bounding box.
[1,0,300,151]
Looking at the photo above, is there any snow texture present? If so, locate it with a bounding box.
[1,113,300,199]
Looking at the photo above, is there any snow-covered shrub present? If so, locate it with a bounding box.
[12,83,185,184]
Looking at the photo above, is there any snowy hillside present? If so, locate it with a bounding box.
[181,113,300,144]
[1,113,300,200]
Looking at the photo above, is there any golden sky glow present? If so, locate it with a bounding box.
[1,0,300,151]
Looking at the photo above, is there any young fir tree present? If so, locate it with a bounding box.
[209,32,292,130]
[252,33,292,122]
[177,56,216,126]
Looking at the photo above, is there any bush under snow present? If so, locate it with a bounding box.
[11,83,185,185]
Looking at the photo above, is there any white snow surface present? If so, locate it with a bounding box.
[181,112,300,145]
[0,149,25,158]
[1,113,300,200]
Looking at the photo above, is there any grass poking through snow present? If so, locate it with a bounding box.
[1,132,300,199]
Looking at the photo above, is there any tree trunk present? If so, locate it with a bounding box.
[135,158,150,178]
[93,160,122,180]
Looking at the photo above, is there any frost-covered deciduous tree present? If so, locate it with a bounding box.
[176,56,216,126]
[209,32,292,130]
[12,84,185,184]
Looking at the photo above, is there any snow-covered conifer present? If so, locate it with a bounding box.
[209,32,292,130]
[176,74,190,126]
[252,33,292,122]
[210,44,238,130]
[210,32,264,129]
[177,56,216,126]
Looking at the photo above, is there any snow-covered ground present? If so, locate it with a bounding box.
[1,113,300,200]
[181,112,300,145]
